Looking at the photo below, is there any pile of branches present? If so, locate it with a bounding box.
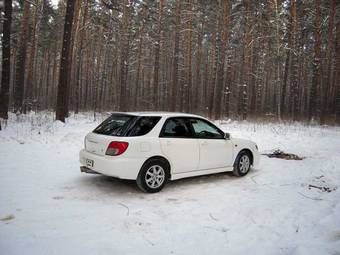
[308,184,337,193]
[263,149,304,160]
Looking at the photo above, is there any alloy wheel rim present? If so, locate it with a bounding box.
[145,165,165,189]
[239,155,250,173]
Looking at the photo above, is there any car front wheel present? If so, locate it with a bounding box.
[137,159,169,193]
[233,151,252,177]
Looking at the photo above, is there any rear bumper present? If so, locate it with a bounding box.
[79,149,145,180]
[80,166,99,174]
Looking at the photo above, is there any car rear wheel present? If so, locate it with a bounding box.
[137,159,169,193]
[233,151,251,177]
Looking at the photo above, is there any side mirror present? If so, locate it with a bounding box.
[224,132,231,140]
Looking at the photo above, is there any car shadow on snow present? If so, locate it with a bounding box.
[76,168,261,195]
[168,168,261,191]
[77,174,140,195]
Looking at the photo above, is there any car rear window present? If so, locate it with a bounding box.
[127,117,161,136]
[93,114,136,136]
[93,115,161,137]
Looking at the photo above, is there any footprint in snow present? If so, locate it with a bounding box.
[52,196,64,200]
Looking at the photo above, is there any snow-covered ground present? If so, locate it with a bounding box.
[1,112,340,255]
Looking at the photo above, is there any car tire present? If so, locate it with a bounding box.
[233,151,252,177]
[136,158,170,193]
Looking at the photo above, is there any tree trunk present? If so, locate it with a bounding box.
[67,0,81,113]
[0,0,13,121]
[213,0,230,120]
[75,0,88,114]
[239,0,251,120]
[185,0,193,112]
[13,0,30,113]
[56,0,76,122]
[134,9,146,109]
[309,0,321,121]
[25,1,38,113]
[171,0,181,112]
[320,0,336,124]
[208,15,218,118]
[194,20,204,114]
[335,8,340,125]
[281,0,294,117]
[153,0,164,110]
[44,50,51,109]
[273,0,282,119]
[118,0,131,111]
[289,0,299,120]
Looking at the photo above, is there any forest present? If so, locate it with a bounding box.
[1,1,340,253]
[0,0,339,124]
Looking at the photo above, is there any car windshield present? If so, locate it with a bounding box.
[93,114,136,136]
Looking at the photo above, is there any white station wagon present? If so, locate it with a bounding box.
[79,112,259,192]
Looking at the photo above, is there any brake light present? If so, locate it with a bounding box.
[105,141,129,156]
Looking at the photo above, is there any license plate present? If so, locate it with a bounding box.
[86,159,94,167]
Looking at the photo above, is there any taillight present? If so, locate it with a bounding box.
[105,141,129,156]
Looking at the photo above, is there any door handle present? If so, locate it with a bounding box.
[166,141,171,146]
[201,141,208,146]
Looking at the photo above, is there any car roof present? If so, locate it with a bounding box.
[110,111,205,118]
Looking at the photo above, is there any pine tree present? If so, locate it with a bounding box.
[171,0,181,112]
[0,0,13,122]
[56,0,76,122]
[335,7,340,124]
[13,1,30,113]
[309,0,321,121]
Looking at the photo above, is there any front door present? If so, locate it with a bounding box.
[190,118,233,170]
[159,118,199,174]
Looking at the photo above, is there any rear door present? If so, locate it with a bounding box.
[190,118,233,170]
[86,114,136,156]
[159,117,199,174]
[85,132,111,156]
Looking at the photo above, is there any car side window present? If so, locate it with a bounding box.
[127,117,161,136]
[160,118,193,138]
[190,119,224,139]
